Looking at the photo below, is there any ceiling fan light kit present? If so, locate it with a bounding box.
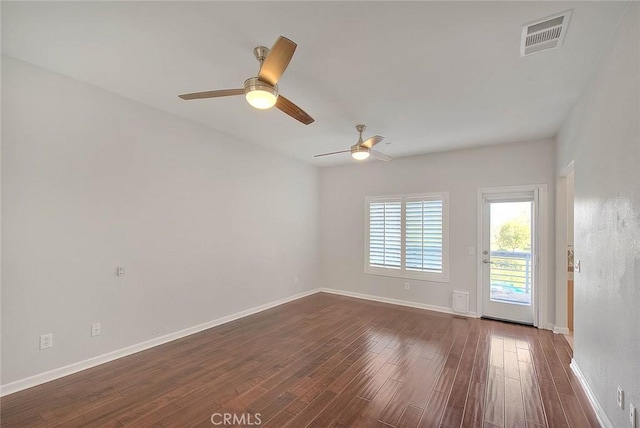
[178,36,314,125]
[351,146,370,160]
[244,77,278,109]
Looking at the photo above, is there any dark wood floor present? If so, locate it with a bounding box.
[1,293,598,427]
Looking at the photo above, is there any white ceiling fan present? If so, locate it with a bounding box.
[314,125,391,161]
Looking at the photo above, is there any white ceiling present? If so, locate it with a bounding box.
[1,1,629,166]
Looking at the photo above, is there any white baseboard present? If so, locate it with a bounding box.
[553,325,571,335]
[540,323,555,331]
[318,288,480,318]
[0,288,320,397]
[570,359,613,428]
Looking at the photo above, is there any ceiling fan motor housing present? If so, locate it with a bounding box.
[244,77,278,96]
[351,144,370,154]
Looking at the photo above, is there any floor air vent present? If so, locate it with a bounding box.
[452,291,469,314]
[521,10,572,56]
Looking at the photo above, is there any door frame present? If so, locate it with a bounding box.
[554,161,574,335]
[476,184,549,328]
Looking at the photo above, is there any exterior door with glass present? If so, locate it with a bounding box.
[481,191,537,325]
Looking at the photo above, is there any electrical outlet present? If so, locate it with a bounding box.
[91,323,101,337]
[618,386,625,409]
[630,403,636,428]
[404,283,410,290]
[117,266,125,277]
[40,333,53,350]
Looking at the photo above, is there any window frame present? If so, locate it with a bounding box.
[364,192,450,283]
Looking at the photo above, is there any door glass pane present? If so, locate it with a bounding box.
[489,201,532,305]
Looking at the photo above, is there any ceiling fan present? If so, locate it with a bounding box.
[314,125,392,161]
[178,36,314,125]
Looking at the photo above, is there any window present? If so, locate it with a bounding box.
[365,192,449,282]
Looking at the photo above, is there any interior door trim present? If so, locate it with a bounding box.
[476,184,549,328]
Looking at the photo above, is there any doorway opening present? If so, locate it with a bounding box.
[555,162,575,346]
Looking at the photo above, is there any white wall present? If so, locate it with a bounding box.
[320,139,556,322]
[1,57,320,385]
[556,3,639,427]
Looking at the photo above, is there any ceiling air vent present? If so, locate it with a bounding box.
[521,10,572,56]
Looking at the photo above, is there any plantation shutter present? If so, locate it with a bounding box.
[366,192,448,282]
[405,199,443,273]
[369,201,401,269]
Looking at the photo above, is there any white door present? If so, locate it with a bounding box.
[480,190,537,325]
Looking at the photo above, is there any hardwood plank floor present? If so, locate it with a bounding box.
[1,293,599,427]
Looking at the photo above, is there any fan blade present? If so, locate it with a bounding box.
[314,150,351,158]
[370,150,392,161]
[361,135,384,148]
[276,95,314,125]
[258,36,297,87]
[178,89,244,100]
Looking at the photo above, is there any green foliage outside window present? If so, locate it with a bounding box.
[495,220,530,252]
